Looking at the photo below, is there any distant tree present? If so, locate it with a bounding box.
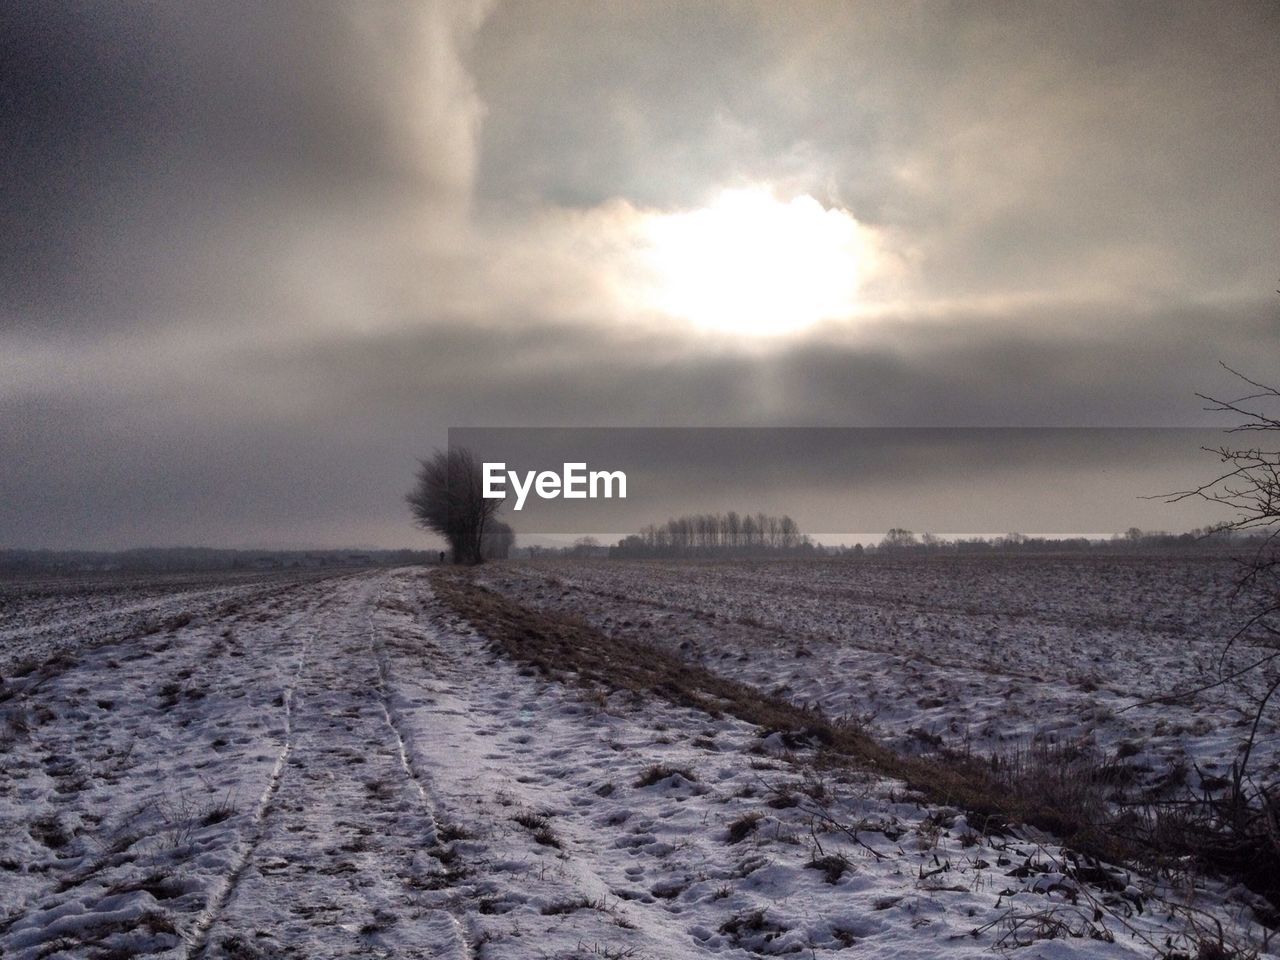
[880,528,918,551]
[406,447,504,565]
[482,521,516,560]
[725,511,741,549]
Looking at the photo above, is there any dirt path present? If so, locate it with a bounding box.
[192,576,469,959]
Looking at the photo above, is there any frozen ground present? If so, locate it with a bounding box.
[0,567,1273,958]
[0,569,342,679]
[476,556,1280,797]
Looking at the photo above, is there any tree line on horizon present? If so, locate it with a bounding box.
[867,525,1244,554]
[513,523,1253,561]
[611,511,812,558]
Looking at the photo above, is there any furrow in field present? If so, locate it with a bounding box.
[181,594,321,959]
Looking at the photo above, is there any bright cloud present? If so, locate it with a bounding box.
[637,188,871,336]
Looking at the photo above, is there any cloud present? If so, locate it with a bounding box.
[3,294,1273,547]
[473,0,1280,304]
[1,0,1276,547]
[0,1,491,337]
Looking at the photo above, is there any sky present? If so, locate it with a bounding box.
[2,1,1278,549]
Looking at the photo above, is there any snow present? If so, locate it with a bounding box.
[0,564,1273,958]
[475,556,1280,794]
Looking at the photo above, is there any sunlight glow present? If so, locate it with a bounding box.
[640,187,867,336]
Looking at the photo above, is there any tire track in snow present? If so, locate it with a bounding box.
[180,591,323,959]
[186,572,474,959]
[365,580,475,960]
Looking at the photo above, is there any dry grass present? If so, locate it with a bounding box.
[726,811,763,844]
[806,852,853,884]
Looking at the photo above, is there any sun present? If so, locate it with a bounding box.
[640,187,867,336]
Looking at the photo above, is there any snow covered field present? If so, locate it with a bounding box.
[0,565,1273,958]
[477,555,1280,797]
[0,570,341,680]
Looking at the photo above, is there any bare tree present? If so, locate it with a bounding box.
[1162,364,1280,886]
[1170,365,1280,659]
[406,447,505,565]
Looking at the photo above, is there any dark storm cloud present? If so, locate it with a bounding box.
[206,298,1276,430]
[0,392,406,549]
[1,1,480,334]
[1,1,1276,548]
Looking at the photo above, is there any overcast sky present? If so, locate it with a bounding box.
[2,1,1277,549]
